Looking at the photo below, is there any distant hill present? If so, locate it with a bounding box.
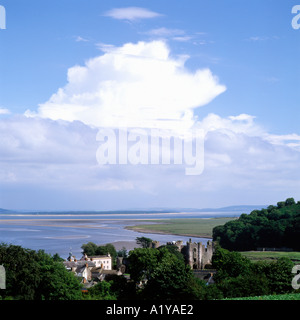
[195,205,267,213]
[128,205,267,214]
[0,205,266,215]
[0,208,13,213]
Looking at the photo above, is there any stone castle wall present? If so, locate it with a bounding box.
[154,239,214,270]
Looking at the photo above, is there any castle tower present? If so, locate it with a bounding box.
[186,239,193,268]
[184,240,214,270]
[202,241,213,267]
[151,241,160,249]
[198,242,203,269]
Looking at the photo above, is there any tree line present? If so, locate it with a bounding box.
[1,241,298,300]
[213,198,300,251]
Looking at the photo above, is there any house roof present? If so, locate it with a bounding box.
[76,265,87,274]
[101,269,121,275]
[91,266,102,273]
[64,260,96,269]
[63,261,77,268]
[80,254,111,261]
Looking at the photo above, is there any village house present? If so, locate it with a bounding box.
[63,251,123,284]
[81,253,112,270]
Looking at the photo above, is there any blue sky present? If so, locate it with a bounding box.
[0,1,300,210]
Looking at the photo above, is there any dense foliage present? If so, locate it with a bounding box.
[135,236,153,248]
[0,241,297,300]
[81,242,117,261]
[84,246,208,300]
[127,247,197,299]
[213,198,300,251]
[0,243,82,300]
[211,245,297,298]
[111,245,298,300]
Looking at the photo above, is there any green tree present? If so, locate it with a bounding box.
[141,251,195,299]
[285,198,296,206]
[216,273,270,298]
[136,236,153,248]
[212,248,295,298]
[36,250,82,300]
[0,244,82,300]
[106,274,137,300]
[268,209,282,221]
[158,244,185,262]
[81,242,117,262]
[95,244,117,261]
[117,246,128,258]
[128,248,160,283]
[128,247,201,300]
[212,198,300,251]
[0,243,41,299]
[52,253,64,262]
[267,205,277,212]
[262,258,294,294]
[277,201,286,209]
[284,215,300,250]
[85,281,117,300]
[212,246,251,282]
[81,242,98,256]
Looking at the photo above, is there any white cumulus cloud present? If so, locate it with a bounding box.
[26,41,226,132]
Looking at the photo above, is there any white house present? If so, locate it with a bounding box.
[81,253,112,270]
[63,251,114,284]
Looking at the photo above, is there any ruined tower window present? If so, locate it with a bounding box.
[193,248,197,259]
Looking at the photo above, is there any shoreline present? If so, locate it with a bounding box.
[0,217,220,239]
[124,225,212,239]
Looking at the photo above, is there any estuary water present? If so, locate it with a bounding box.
[0,211,238,259]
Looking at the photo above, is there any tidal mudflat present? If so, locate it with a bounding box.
[0,213,214,258]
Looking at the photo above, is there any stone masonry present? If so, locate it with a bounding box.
[154,239,214,270]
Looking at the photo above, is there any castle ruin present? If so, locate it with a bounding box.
[183,239,214,269]
[155,239,214,270]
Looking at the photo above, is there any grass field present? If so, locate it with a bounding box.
[240,251,300,264]
[127,217,236,238]
[224,293,300,300]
